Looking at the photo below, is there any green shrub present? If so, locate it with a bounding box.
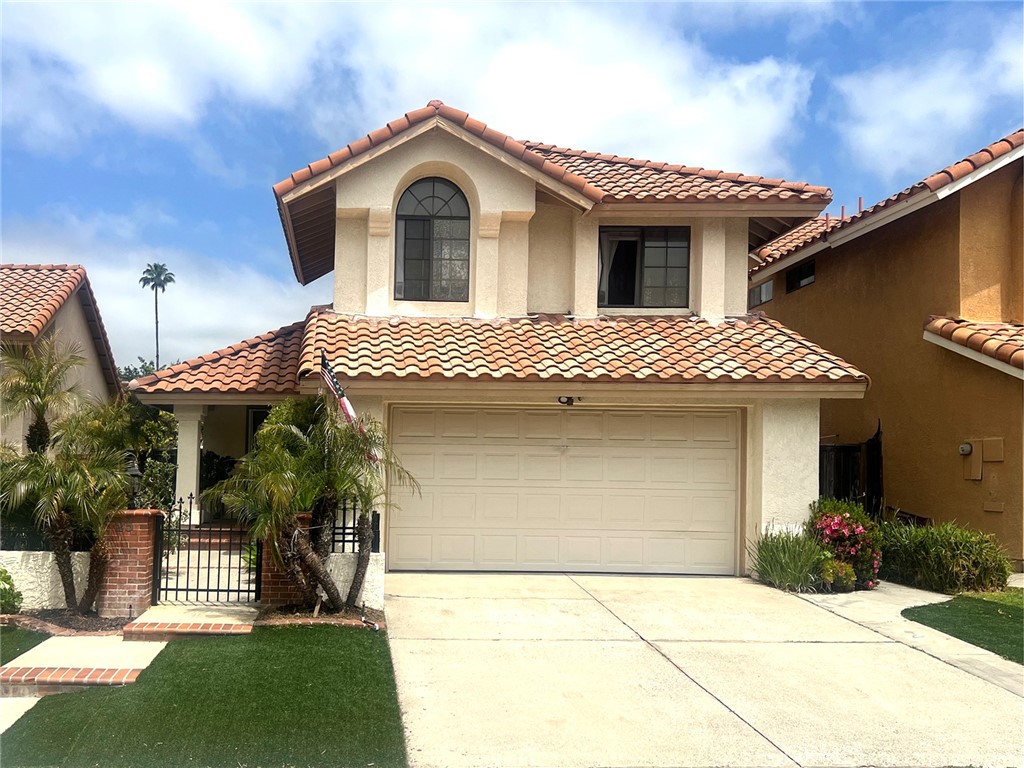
[807,498,881,589]
[747,528,827,592]
[879,521,1011,594]
[820,558,856,592]
[0,566,23,614]
[138,458,176,510]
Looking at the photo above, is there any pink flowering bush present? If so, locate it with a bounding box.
[807,499,881,590]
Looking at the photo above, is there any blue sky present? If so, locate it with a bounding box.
[2,1,1021,365]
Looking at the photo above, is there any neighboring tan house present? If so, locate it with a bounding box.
[748,130,1023,568]
[132,100,867,577]
[0,263,120,449]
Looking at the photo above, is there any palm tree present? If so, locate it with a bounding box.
[139,263,175,369]
[0,422,129,612]
[207,394,416,611]
[0,335,85,453]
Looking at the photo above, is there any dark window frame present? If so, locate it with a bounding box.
[785,260,816,293]
[598,226,691,309]
[394,177,471,302]
[748,279,774,308]
[245,406,271,454]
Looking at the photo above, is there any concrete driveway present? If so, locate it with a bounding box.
[385,574,1023,768]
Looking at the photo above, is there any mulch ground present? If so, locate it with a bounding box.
[0,610,129,637]
[255,603,387,630]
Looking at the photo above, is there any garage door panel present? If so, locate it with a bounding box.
[389,407,738,574]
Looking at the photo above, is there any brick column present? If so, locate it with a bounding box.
[260,513,312,606]
[95,509,162,618]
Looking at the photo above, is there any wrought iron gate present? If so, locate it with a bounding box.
[152,495,261,603]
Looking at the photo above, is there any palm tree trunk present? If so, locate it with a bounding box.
[78,537,110,614]
[25,412,50,454]
[310,491,337,560]
[288,523,344,611]
[345,512,373,608]
[48,516,78,609]
[153,289,160,369]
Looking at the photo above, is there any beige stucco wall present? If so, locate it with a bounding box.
[333,130,536,318]
[759,163,1024,562]
[1,550,90,610]
[1,292,112,450]
[527,202,574,313]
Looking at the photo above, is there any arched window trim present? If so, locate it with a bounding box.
[395,177,471,302]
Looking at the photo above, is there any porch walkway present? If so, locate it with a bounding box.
[123,603,258,641]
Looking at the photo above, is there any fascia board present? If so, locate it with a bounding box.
[923,331,1024,380]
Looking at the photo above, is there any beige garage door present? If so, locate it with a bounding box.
[387,407,739,574]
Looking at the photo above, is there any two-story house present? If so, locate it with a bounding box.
[132,101,866,581]
[1,263,120,450]
[747,130,1023,569]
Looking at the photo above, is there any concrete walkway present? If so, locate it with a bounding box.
[386,574,1023,768]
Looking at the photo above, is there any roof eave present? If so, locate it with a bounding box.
[923,330,1024,380]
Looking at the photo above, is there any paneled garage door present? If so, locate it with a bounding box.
[387,407,739,574]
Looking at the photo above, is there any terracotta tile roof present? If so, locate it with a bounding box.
[130,321,305,395]
[1,263,87,339]
[523,143,831,205]
[924,316,1024,370]
[0,264,120,395]
[276,100,831,206]
[299,311,867,386]
[750,129,1024,274]
[749,216,847,274]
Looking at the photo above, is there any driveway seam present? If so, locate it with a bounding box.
[566,574,802,768]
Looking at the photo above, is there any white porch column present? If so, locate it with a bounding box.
[174,404,205,524]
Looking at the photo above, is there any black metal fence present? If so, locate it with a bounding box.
[330,498,380,553]
[152,495,261,604]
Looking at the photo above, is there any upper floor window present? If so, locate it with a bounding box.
[785,260,815,293]
[395,177,470,302]
[748,280,773,308]
[599,227,690,308]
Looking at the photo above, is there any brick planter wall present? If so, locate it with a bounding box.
[95,509,162,619]
[260,513,312,606]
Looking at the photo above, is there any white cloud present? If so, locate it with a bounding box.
[3,2,816,177]
[2,208,330,366]
[833,21,1023,183]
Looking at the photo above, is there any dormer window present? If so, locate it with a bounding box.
[395,177,470,302]
[598,227,690,308]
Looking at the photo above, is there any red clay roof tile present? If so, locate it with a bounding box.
[924,316,1024,371]
[299,311,867,386]
[0,264,119,395]
[130,321,306,395]
[751,129,1024,274]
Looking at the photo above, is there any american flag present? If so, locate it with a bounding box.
[320,350,358,424]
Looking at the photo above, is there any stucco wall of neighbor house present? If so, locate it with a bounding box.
[203,404,248,458]
[958,164,1024,323]
[1,551,90,610]
[325,552,385,611]
[333,130,536,318]
[51,292,111,404]
[759,167,1024,563]
[527,202,574,313]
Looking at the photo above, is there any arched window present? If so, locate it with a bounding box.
[395,177,471,302]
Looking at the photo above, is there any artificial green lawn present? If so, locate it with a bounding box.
[0,626,49,665]
[1,625,408,768]
[903,587,1023,664]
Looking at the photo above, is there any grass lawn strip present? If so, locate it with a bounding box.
[1,625,407,768]
[0,626,50,665]
[902,588,1023,665]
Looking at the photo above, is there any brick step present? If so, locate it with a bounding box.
[0,666,142,697]
[123,621,253,642]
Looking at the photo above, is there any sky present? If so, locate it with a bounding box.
[2,1,1021,367]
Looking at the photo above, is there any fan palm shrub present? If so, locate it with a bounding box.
[207,394,416,611]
